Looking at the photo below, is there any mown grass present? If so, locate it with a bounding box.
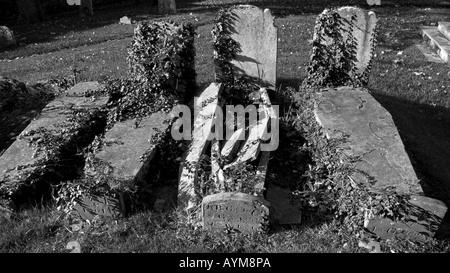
[1,0,450,253]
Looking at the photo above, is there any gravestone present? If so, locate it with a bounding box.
[119,16,132,25]
[202,192,270,233]
[336,7,377,78]
[79,0,93,17]
[158,0,176,14]
[0,82,107,213]
[84,111,171,189]
[214,5,277,90]
[314,86,421,193]
[0,26,16,49]
[366,0,381,5]
[312,7,377,84]
[314,86,448,241]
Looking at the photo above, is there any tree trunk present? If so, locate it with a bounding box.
[16,0,44,24]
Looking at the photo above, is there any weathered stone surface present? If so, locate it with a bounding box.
[73,194,124,221]
[266,185,302,225]
[314,86,448,241]
[335,7,377,77]
[421,26,450,63]
[314,86,420,194]
[85,110,170,186]
[216,5,277,90]
[178,83,223,211]
[0,82,107,211]
[0,26,16,49]
[437,22,450,41]
[158,0,176,14]
[202,192,270,233]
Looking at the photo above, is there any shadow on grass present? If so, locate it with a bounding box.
[373,92,450,238]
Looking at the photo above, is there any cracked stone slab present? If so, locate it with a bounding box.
[314,86,420,194]
[0,82,108,212]
[85,110,171,187]
[314,86,448,241]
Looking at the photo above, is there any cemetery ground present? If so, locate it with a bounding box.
[1,0,450,253]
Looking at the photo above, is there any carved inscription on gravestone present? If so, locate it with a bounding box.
[202,192,270,233]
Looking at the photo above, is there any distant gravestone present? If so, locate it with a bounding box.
[0,26,16,49]
[214,5,277,90]
[366,0,381,5]
[119,16,132,25]
[158,0,176,14]
[202,192,270,233]
[79,0,93,17]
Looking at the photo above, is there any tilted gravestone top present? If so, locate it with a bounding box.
[202,192,270,233]
[0,26,16,49]
[159,0,177,15]
[214,5,277,90]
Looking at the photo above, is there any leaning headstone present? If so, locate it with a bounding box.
[0,82,107,213]
[0,26,16,49]
[202,192,270,233]
[314,86,448,241]
[213,5,277,90]
[158,0,176,14]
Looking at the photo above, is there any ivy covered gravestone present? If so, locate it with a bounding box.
[305,6,377,87]
[73,21,196,220]
[212,5,277,91]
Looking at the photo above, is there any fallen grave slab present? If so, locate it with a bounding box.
[81,110,172,219]
[202,192,270,233]
[0,82,107,213]
[314,86,447,240]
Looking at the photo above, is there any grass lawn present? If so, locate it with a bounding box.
[0,0,450,253]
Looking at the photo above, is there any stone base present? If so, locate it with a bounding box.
[202,192,270,233]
